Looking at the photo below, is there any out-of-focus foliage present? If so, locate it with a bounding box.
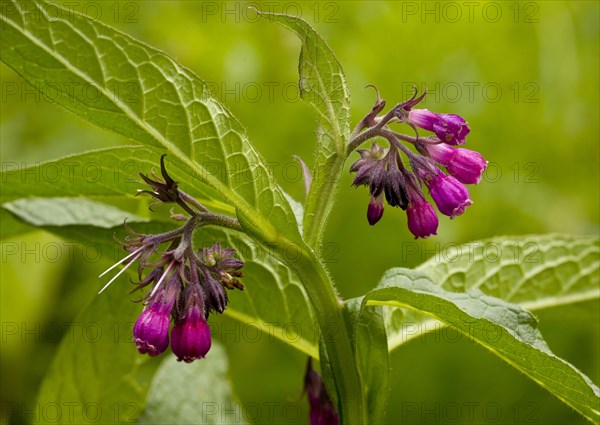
[1,1,598,424]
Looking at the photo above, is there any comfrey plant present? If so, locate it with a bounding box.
[1,3,598,425]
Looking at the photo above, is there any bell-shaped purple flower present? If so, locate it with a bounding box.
[425,142,487,184]
[406,197,438,239]
[426,169,472,218]
[367,194,385,225]
[133,304,170,356]
[171,287,211,362]
[133,274,180,356]
[133,304,169,356]
[409,109,470,145]
[445,149,487,185]
[423,141,455,166]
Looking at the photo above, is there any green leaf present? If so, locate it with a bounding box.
[3,197,146,228]
[138,343,246,425]
[366,268,600,423]
[36,279,160,425]
[205,227,318,358]
[0,146,231,213]
[386,235,600,351]
[259,12,350,247]
[5,197,319,358]
[417,234,600,309]
[1,3,362,417]
[343,298,390,424]
[0,0,302,246]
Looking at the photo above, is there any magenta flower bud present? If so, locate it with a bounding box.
[171,304,212,362]
[423,142,456,166]
[409,109,470,145]
[427,169,472,218]
[425,143,487,184]
[367,194,385,225]
[133,302,171,357]
[406,197,438,239]
[445,149,487,185]
[133,277,179,356]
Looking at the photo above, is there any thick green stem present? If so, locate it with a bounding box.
[291,250,365,424]
[303,154,347,249]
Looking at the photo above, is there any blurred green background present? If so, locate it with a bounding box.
[1,1,598,424]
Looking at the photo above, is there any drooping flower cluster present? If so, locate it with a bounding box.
[99,156,244,362]
[349,88,487,238]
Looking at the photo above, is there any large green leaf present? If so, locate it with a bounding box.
[0,0,301,246]
[204,227,318,358]
[385,235,600,351]
[3,198,319,358]
[35,277,161,425]
[138,343,245,425]
[366,268,600,423]
[260,12,350,247]
[0,146,232,213]
[418,234,600,308]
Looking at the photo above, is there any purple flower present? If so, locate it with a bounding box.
[409,109,470,145]
[133,274,180,356]
[133,305,170,356]
[445,149,487,185]
[367,195,385,225]
[406,196,438,239]
[305,360,339,425]
[426,169,472,218]
[171,288,211,362]
[425,143,487,184]
[133,302,171,357]
[423,141,455,166]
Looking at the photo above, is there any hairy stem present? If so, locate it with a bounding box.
[179,189,210,212]
[346,103,402,155]
[302,154,347,249]
[196,212,243,232]
[290,249,366,424]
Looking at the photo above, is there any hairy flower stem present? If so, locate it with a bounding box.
[179,190,210,212]
[195,212,243,232]
[303,154,347,250]
[346,103,404,156]
[291,250,365,424]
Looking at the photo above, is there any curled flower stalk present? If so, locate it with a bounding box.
[98,156,245,361]
[348,88,488,238]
